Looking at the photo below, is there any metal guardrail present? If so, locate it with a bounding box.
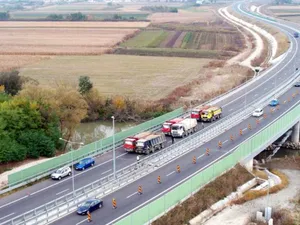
[3,56,300,225]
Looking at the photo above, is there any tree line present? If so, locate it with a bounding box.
[0,71,170,164]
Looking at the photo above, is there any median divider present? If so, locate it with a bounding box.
[7,107,184,187]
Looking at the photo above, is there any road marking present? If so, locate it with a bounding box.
[166,171,175,177]
[242,128,247,131]
[0,153,128,209]
[0,196,28,210]
[101,169,112,175]
[264,88,267,91]
[223,140,228,143]
[55,189,69,196]
[254,94,258,97]
[126,192,137,199]
[259,117,264,121]
[76,219,87,225]
[197,154,205,159]
[229,108,233,111]
[0,213,15,221]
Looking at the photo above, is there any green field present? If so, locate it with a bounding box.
[120,30,166,48]
[19,55,211,100]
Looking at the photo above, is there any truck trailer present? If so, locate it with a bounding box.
[162,118,184,135]
[135,133,166,155]
[201,106,222,122]
[190,105,211,121]
[123,131,152,152]
[171,118,197,138]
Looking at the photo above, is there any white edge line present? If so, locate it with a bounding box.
[0,213,15,221]
[106,98,300,225]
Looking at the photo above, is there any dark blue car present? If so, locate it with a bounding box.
[75,157,95,170]
[77,199,103,215]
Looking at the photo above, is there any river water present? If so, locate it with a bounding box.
[73,121,136,144]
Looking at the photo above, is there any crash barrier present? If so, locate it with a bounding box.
[7,108,184,187]
[114,100,300,225]
[4,69,300,225]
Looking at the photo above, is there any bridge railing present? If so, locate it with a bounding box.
[3,63,299,225]
[114,93,300,225]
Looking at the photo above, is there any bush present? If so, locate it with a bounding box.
[0,133,27,163]
[67,12,86,21]
[46,14,64,21]
[0,12,10,21]
[18,130,56,158]
[0,70,23,96]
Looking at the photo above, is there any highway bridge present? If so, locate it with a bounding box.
[1,1,300,225]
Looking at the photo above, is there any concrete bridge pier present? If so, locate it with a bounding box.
[291,121,300,143]
[242,158,253,171]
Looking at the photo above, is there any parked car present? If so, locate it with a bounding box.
[75,157,95,170]
[252,108,264,117]
[269,99,279,106]
[294,82,300,87]
[77,199,103,215]
[51,166,71,180]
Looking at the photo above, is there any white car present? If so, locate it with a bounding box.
[51,166,72,180]
[252,108,264,117]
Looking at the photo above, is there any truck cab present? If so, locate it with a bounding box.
[201,106,222,122]
[191,105,210,120]
[123,137,138,152]
[171,124,184,137]
[162,118,183,135]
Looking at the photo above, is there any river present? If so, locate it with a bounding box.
[73,121,137,144]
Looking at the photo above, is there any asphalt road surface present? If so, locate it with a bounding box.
[0,2,299,224]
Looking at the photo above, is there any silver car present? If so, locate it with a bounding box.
[51,166,72,180]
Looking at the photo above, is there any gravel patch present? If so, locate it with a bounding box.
[204,169,300,225]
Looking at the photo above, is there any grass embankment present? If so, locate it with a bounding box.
[234,169,289,204]
[152,164,253,225]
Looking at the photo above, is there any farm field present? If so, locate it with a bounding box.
[19,55,212,100]
[0,22,141,55]
[119,21,244,59]
[267,5,300,22]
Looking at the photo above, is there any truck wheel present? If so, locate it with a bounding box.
[146,150,150,155]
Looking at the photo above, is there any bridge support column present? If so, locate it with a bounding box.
[291,121,300,144]
[242,158,253,171]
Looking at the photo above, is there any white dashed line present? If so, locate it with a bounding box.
[56,189,69,196]
[197,154,205,159]
[166,171,176,177]
[242,128,247,131]
[229,108,233,111]
[101,169,112,175]
[223,140,228,144]
[126,192,137,199]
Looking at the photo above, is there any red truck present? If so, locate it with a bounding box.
[162,118,184,135]
[190,105,211,121]
[123,131,151,152]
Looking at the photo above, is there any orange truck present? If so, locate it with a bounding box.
[191,105,211,121]
[161,118,184,135]
[123,131,151,152]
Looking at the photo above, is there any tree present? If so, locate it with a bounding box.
[0,133,27,163]
[0,12,10,21]
[0,71,23,96]
[46,14,64,21]
[78,76,93,95]
[67,12,86,21]
[18,130,55,158]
